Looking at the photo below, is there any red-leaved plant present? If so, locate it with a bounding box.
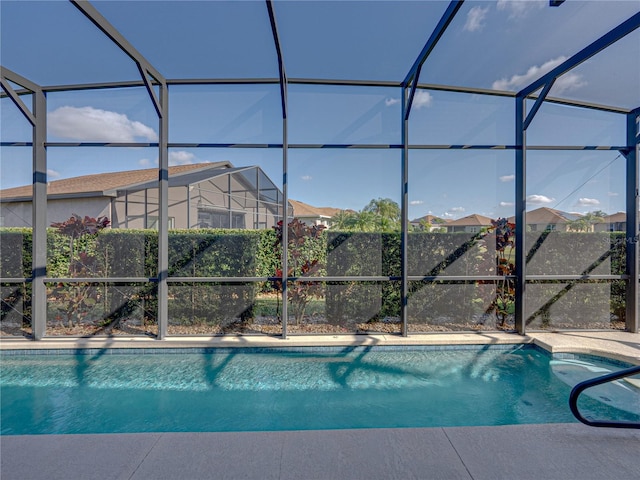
[272,218,325,324]
[50,214,110,327]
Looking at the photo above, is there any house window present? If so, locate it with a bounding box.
[544,224,556,231]
[468,226,479,233]
[197,209,245,229]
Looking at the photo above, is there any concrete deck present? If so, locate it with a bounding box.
[2,424,639,480]
[1,331,639,479]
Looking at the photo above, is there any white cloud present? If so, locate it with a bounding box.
[577,197,600,206]
[385,98,400,107]
[527,194,554,205]
[448,206,465,214]
[499,201,515,207]
[499,174,515,182]
[301,175,312,181]
[169,150,195,166]
[608,191,619,197]
[464,6,489,32]
[493,56,564,90]
[410,200,424,205]
[48,106,158,142]
[47,169,60,179]
[138,158,154,167]
[414,90,433,109]
[552,72,587,94]
[497,0,545,19]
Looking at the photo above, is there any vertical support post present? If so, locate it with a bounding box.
[31,88,47,340]
[266,0,289,338]
[626,112,639,332]
[156,83,169,339]
[515,96,527,335]
[228,172,232,228]
[144,189,148,229]
[186,186,191,229]
[401,87,409,336]
[125,191,129,228]
[281,116,289,339]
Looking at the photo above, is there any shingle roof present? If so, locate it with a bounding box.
[0,162,230,201]
[445,214,493,227]
[289,199,341,219]
[602,212,626,223]
[507,207,580,224]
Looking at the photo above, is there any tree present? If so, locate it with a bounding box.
[567,210,607,232]
[331,198,401,232]
[363,197,400,222]
[330,210,357,231]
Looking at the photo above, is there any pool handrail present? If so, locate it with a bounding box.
[569,364,640,429]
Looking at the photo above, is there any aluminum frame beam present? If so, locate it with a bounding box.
[625,111,639,332]
[69,0,166,86]
[157,84,169,339]
[266,0,289,337]
[69,1,170,334]
[401,88,409,336]
[0,69,36,126]
[514,96,527,334]
[403,1,464,120]
[1,68,47,339]
[519,12,640,99]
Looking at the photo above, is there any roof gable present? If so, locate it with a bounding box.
[289,199,341,219]
[0,162,231,200]
[446,214,493,226]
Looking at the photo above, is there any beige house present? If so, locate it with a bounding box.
[0,162,287,230]
[594,212,627,232]
[445,214,493,233]
[288,199,341,228]
[508,207,581,232]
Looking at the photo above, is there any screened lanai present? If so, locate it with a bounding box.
[0,0,638,339]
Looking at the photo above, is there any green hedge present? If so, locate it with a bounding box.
[167,230,261,324]
[0,229,32,325]
[0,228,630,328]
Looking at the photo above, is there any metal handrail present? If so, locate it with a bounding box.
[569,364,640,429]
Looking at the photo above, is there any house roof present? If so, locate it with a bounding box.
[410,214,447,225]
[508,207,581,224]
[0,162,232,201]
[446,214,493,227]
[289,199,341,219]
[602,212,626,223]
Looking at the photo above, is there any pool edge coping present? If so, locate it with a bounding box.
[1,331,638,365]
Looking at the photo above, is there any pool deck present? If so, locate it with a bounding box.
[1,423,639,480]
[1,331,639,479]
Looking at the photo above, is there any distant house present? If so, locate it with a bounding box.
[0,162,287,230]
[594,212,627,232]
[410,214,447,232]
[508,207,581,232]
[445,214,493,233]
[288,199,342,228]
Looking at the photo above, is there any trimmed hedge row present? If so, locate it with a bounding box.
[0,228,629,326]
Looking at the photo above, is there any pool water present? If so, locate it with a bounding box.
[1,346,638,435]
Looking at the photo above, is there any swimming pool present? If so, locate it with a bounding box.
[1,345,638,435]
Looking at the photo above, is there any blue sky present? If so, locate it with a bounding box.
[1,0,638,221]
